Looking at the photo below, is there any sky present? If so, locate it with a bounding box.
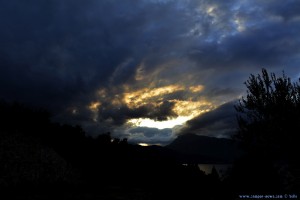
[1,0,300,145]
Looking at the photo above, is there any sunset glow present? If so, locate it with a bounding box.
[123,84,185,108]
[3,0,293,145]
[88,102,101,121]
[128,116,190,129]
[138,143,149,146]
[120,84,213,129]
[88,102,101,111]
[1,0,297,195]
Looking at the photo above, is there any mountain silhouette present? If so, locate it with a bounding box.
[165,133,243,164]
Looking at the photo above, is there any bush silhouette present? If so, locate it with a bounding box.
[234,68,300,163]
[230,68,300,194]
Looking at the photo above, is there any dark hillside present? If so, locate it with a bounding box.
[166,133,243,163]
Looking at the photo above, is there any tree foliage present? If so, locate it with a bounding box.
[234,68,300,161]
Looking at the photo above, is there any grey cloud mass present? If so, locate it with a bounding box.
[128,127,174,146]
[181,101,238,138]
[1,0,300,144]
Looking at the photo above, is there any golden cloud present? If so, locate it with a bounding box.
[170,99,213,117]
[123,84,185,108]
[189,85,204,93]
[88,101,101,111]
[88,83,214,128]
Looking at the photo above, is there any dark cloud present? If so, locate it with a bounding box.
[1,0,300,144]
[98,103,175,126]
[127,127,174,145]
[130,127,171,138]
[180,101,238,138]
[96,100,177,127]
[0,0,192,107]
[258,0,300,21]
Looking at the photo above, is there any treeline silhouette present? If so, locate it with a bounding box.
[231,68,300,195]
[0,100,224,199]
[0,91,299,199]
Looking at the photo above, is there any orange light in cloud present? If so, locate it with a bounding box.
[189,85,204,93]
[122,84,214,129]
[123,84,185,108]
[88,101,101,122]
[171,99,213,117]
[97,89,107,98]
[88,101,101,111]
[91,83,215,129]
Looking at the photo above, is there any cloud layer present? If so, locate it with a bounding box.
[1,0,300,144]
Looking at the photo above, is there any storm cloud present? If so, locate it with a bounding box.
[1,0,300,144]
[180,101,238,138]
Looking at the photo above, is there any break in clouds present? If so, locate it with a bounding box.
[1,0,300,145]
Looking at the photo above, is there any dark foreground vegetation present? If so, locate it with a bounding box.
[0,69,299,199]
[0,102,298,199]
[0,100,226,199]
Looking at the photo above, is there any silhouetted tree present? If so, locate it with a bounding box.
[119,138,128,145]
[231,69,300,194]
[112,138,120,145]
[210,166,219,180]
[234,68,300,162]
[95,132,111,145]
[0,100,51,136]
